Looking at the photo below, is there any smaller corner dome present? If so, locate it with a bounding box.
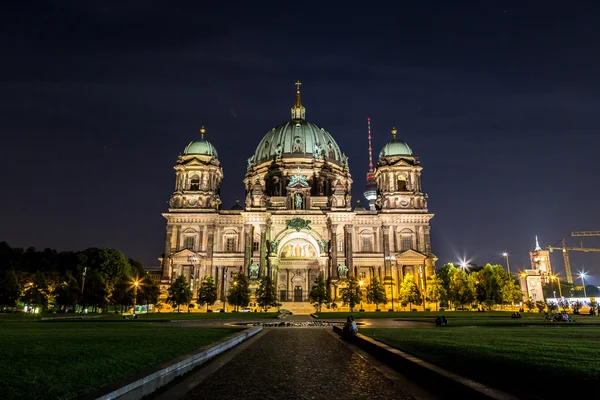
[379,139,412,158]
[184,138,218,157]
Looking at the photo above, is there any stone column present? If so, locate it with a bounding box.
[206,224,215,277]
[329,223,338,278]
[161,225,174,280]
[259,224,267,278]
[243,224,253,276]
[382,225,391,279]
[344,225,354,277]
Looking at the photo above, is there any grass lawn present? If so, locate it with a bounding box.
[0,312,280,323]
[362,326,600,399]
[0,322,241,400]
[316,311,600,325]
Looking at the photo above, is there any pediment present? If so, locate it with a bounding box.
[169,249,204,261]
[396,249,428,262]
[287,181,310,189]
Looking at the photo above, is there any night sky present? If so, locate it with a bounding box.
[2,1,599,282]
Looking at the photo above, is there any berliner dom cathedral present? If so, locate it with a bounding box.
[159,82,436,311]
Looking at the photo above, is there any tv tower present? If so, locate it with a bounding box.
[363,117,377,210]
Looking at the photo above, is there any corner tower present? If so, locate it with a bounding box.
[168,127,223,211]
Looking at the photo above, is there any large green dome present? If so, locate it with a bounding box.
[252,120,343,165]
[379,139,412,158]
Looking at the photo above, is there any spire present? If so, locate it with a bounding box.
[535,235,542,251]
[367,118,374,173]
[200,126,206,139]
[391,127,397,140]
[291,81,306,120]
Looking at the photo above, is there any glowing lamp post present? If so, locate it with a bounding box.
[359,280,364,311]
[550,275,562,298]
[579,272,588,298]
[502,252,511,275]
[133,280,139,315]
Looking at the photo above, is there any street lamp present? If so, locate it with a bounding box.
[550,275,562,297]
[502,252,511,275]
[133,280,139,315]
[579,272,588,298]
[359,280,364,311]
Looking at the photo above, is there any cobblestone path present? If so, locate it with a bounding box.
[183,329,414,400]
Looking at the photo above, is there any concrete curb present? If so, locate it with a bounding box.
[80,326,262,400]
[332,326,517,400]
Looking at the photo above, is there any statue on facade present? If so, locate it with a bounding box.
[269,240,279,253]
[295,193,303,209]
[338,265,348,279]
[249,264,259,279]
[320,239,329,253]
[318,180,324,195]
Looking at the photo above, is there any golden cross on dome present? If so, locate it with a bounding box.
[295,80,302,91]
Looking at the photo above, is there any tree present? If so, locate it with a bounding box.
[539,300,551,313]
[309,273,330,312]
[474,264,504,309]
[399,275,422,310]
[584,285,600,297]
[21,271,49,311]
[82,269,109,312]
[167,275,192,312]
[197,276,218,312]
[449,269,475,310]
[54,271,79,312]
[425,275,445,311]
[524,298,535,312]
[111,275,133,314]
[137,275,161,312]
[0,270,21,309]
[571,300,584,314]
[339,276,362,311]
[256,275,278,311]
[366,276,387,311]
[436,263,457,307]
[227,272,250,311]
[499,273,523,306]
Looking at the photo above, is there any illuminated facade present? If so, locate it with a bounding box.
[159,83,436,311]
[519,236,553,301]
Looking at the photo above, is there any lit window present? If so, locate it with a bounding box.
[337,241,344,252]
[190,175,200,191]
[361,236,373,252]
[226,238,235,252]
[184,236,195,250]
[401,235,412,251]
[360,271,366,279]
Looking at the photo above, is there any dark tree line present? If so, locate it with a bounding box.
[0,242,160,313]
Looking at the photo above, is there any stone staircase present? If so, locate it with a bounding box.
[279,302,317,315]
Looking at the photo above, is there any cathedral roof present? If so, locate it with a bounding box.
[183,127,218,157]
[250,82,344,166]
[379,127,413,158]
[252,120,343,165]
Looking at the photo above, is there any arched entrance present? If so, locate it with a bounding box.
[274,232,324,302]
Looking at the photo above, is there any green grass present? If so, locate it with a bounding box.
[315,311,600,325]
[362,326,600,399]
[0,322,241,400]
[0,312,280,323]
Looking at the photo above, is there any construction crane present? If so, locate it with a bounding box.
[572,231,600,237]
[546,235,600,284]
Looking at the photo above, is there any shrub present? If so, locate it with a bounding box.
[425,308,431,311]
[388,309,394,312]
[412,308,418,312]
[207,309,213,313]
[359,309,365,312]
[375,309,381,312]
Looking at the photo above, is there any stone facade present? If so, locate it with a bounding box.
[519,236,553,301]
[159,84,436,308]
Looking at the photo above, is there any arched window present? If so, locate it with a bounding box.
[184,236,195,250]
[397,176,407,191]
[400,229,413,251]
[190,175,200,191]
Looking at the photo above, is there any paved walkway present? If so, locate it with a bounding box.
[180,329,414,400]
